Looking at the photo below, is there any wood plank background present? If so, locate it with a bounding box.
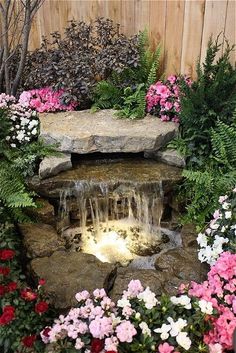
[29,0,236,77]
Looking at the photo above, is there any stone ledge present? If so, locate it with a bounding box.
[39,109,178,154]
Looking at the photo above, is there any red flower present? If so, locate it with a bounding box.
[38,278,46,286]
[106,351,118,353]
[22,335,37,348]
[21,288,37,301]
[0,305,15,325]
[35,301,49,314]
[91,338,104,353]
[0,284,6,296]
[0,249,15,261]
[7,282,17,292]
[0,266,10,276]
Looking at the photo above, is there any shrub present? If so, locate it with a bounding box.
[197,187,236,265]
[92,30,162,119]
[42,280,214,353]
[0,224,54,353]
[23,18,140,108]
[19,87,78,113]
[177,36,236,167]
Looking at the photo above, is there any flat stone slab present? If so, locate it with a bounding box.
[39,110,178,154]
[39,153,72,179]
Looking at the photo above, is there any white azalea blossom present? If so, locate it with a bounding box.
[137,287,159,310]
[198,299,213,315]
[176,331,192,350]
[170,295,192,309]
[154,323,171,340]
[139,322,151,337]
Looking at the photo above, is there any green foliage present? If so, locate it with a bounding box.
[178,36,236,167]
[0,104,57,222]
[91,80,122,111]
[116,84,146,119]
[181,117,236,228]
[92,29,161,119]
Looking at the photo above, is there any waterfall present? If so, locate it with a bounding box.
[58,180,164,239]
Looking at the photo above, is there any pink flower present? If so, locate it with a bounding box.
[164,101,173,110]
[158,342,176,353]
[116,320,137,343]
[167,75,177,84]
[127,279,143,297]
[208,343,223,353]
[89,316,113,339]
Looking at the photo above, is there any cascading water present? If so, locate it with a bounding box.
[58,179,169,264]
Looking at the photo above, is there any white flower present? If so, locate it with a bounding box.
[219,195,228,203]
[117,298,131,308]
[170,295,191,309]
[31,128,38,135]
[135,312,141,320]
[10,143,16,148]
[210,220,220,230]
[176,331,192,350]
[137,287,158,309]
[198,299,213,314]
[139,322,151,337]
[5,136,10,141]
[154,323,171,340]
[197,233,208,247]
[222,202,230,210]
[225,211,232,219]
[167,317,187,337]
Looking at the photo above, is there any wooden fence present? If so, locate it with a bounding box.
[29,0,235,77]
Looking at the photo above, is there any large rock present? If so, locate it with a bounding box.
[111,268,164,301]
[30,251,116,308]
[145,149,185,168]
[39,154,72,179]
[39,110,178,154]
[18,223,65,258]
[155,248,208,288]
[25,198,55,225]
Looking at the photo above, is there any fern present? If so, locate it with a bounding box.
[116,84,146,119]
[91,80,122,111]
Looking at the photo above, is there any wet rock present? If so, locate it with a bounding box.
[18,223,65,259]
[39,110,178,154]
[181,224,198,248]
[30,251,116,309]
[26,198,55,225]
[145,149,185,168]
[29,160,182,199]
[39,153,72,179]
[155,248,208,285]
[111,268,164,302]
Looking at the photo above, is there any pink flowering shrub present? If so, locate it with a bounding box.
[187,251,236,352]
[0,93,39,147]
[19,87,78,113]
[42,280,212,353]
[146,75,192,123]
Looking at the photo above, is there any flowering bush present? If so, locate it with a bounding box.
[187,251,236,352]
[0,93,39,148]
[197,187,236,265]
[0,224,53,353]
[146,75,192,123]
[41,280,213,353]
[19,87,78,113]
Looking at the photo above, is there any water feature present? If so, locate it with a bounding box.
[55,155,182,266]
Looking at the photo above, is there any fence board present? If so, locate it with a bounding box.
[27,0,235,76]
[181,0,205,77]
